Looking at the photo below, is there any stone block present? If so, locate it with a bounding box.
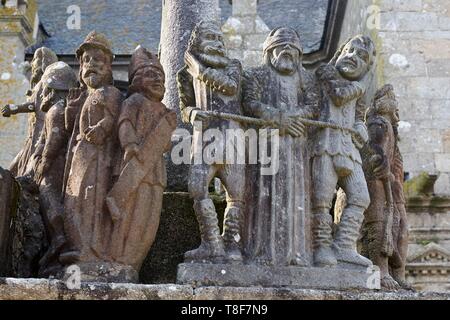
[232,0,257,17]
[402,152,436,174]
[243,33,267,50]
[224,34,243,49]
[222,16,255,35]
[139,192,226,284]
[243,50,263,68]
[435,153,450,172]
[381,0,423,12]
[177,263,379,291]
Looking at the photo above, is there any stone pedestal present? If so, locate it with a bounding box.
[177,263,379,291]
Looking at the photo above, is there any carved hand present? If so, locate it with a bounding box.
[190,108,210,125]
[370,154,391,180]
[185,51,205,77]
[1,104,16,117]
[67,88,86,109]
[124,143,140,164]
[85,126,106,145]
[353,122,369,149]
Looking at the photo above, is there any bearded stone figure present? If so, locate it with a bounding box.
[242,27,319,266]
[177,21,246,263]
[1,47,58,177]
[61,32,123,281]
[106,46,177,274]
[361,84,410,290]
[312,35,376,268]
[31,62,78,277]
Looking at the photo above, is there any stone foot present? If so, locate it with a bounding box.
[184,241,225,264]
[224,242,243,264]
[333,246,373,267]
[314,246,337,267]
[381,274,401,291]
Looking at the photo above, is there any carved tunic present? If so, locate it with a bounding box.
[242,65,318,266]
[108,93,176,270]
[64,86,121,262]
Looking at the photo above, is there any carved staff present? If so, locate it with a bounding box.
[200,110,359,135]
[381,177,395,256]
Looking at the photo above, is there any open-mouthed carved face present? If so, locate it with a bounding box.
[196,26,230,69]
[81,48,112,89]
[131,66,166,101]
[336,40,372,81]
[270,43,300,75]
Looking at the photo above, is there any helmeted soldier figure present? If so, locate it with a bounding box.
[33,61,78,276]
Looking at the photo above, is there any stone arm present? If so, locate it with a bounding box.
[65,89,87,133]
[1,101,35,117]
[118,99,139,152]
[85,89,121,146]
[199,60,241,96]
[41,102,68,162]
[329,82,364,107]
[177,66,197,124]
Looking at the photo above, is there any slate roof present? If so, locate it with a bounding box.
[29,0,329,56]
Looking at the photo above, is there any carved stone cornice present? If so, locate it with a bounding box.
[0,0,38,47]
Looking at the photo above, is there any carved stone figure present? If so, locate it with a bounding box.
[242,27,318,266]
[361,84,409,289]
[61,32,122,279]
[177,21,246,263]
[1,47,58,177]
[106,46,177,273]
[311,35,376,268]
[31,62,77,277]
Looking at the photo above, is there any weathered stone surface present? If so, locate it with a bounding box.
[0,168,19,277]
[177,263,378,291]
[140,193,225,284]
[0,278,449,300]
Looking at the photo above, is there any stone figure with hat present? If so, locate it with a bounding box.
[177,20,246,263]
[311,35,376,268]
[105,46,177,274]
[2,47,58,177]
[61,31,124,281]
[31,61,78,277]
[242,27,319,266]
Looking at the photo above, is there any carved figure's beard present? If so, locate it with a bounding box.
[271,52,297,75]
[82,68,111,89]
[198,46,229,69]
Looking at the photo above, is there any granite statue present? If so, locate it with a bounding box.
[177,21,246,263]
[106,46,177,274]
[361,84,409,289]
[242,27,319,266]
[1,47,58,177]
[61,31,123,280]
[311,35,376,268]
[32,62,78,277]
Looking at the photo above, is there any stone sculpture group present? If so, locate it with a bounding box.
[0,21,409,291]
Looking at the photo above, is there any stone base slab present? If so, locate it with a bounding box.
[0,278,449,300]
[177,263,377,291]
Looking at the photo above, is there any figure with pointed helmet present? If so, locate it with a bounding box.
[105,46,177,273]
[29,61,78,277]
[61,31,123,281]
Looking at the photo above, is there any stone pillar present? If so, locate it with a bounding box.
[0,0,38,168]
[159,0,220,191]
[222,0,269,67]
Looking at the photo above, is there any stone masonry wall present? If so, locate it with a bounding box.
[339,0,450,196]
